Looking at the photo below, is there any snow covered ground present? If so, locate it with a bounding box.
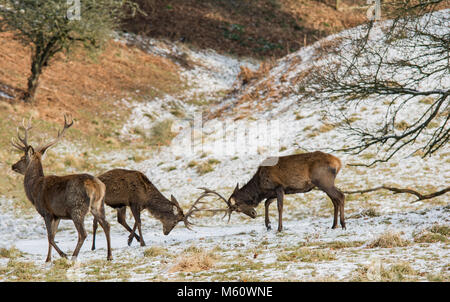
[0,11,448,281]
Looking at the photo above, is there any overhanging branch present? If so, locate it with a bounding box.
[343,185,450,202]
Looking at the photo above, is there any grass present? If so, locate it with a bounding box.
[169,249,217,273]
[124,0,366,59]
[196,158,221,175]
[0,260,41,281]
[427,273,450,282]
[0,247,23,259]
[277,248,336,262]
[414,232,448,243]
[430,224,450,236]
[367,231,410,248]
[352,262,418,281]
[143,246,170,258]
[414,225,449,243]
[187,160,198,168]
[395,121,410,131]
[349,208,379,219]
[317,241,365,249]
[319,123,336,133]
[149,119,177,147]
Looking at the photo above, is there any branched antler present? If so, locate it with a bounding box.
[11,117,33,152]
[182,188,236,229]
[198,187,235,223]
[37,114,73,153]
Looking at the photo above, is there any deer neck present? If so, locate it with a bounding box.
[145,195,176,220]
[23,157,45,205]
[239,173,264,206]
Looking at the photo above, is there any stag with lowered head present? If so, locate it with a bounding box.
[11,115,112,262]
[91,169,204,249]
[199,151,346,232]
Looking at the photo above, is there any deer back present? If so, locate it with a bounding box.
[98,169,172,211]
[37,174,102,218]
[260,151,342,190]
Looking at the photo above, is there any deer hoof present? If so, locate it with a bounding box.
[107,255,113,261]
[266,223,272,231]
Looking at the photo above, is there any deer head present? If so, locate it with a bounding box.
[160,195,186,235]
[11,114,73,175]
[228,183,258,219]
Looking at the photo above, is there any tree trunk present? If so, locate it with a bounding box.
[23,57,43,103]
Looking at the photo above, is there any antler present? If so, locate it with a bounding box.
[181,190,226,230]
[37,114,73,153]
[11,117,33,152]
[193,187,235,223]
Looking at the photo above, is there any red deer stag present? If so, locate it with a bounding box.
[91,169,202,249]
[199,151,346,232]
[11,115,112,262]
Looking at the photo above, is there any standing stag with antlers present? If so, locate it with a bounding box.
[11,115,112,262]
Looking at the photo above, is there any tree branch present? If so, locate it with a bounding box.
[343,185,450,202]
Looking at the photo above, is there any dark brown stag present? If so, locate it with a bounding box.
[11,115,112,262]
[199,151,346,232]
[91,169,202,249]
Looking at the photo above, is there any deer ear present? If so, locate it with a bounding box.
[26,146,35,157]
[171,195,179,205]
[233,183,239,194]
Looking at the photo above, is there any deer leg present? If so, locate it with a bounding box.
[91,218,98,251]
[117,207,140,245]
[276,187,285,232]
[264,198,275,230]
[335,187,346,230]
[129,222,138,246]
[91,205,113,261]
[130,206,146,247]
[44,217,54,262]
[44,216,66,262]
[314,182,344,229]
[326,186,346,230]
[71,216,87,261]
[330,199,339,229]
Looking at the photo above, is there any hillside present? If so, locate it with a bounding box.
[124,0,367,58]
[0,8,448,281]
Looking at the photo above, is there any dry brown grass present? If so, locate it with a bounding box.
[169,250,216,273]
[0,31,182,138]
[125,0,366,58]
[237,62,273,86]
[414,225,449,243]
[367,231,410,248]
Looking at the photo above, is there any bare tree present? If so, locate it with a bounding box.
[298,1,449,166]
